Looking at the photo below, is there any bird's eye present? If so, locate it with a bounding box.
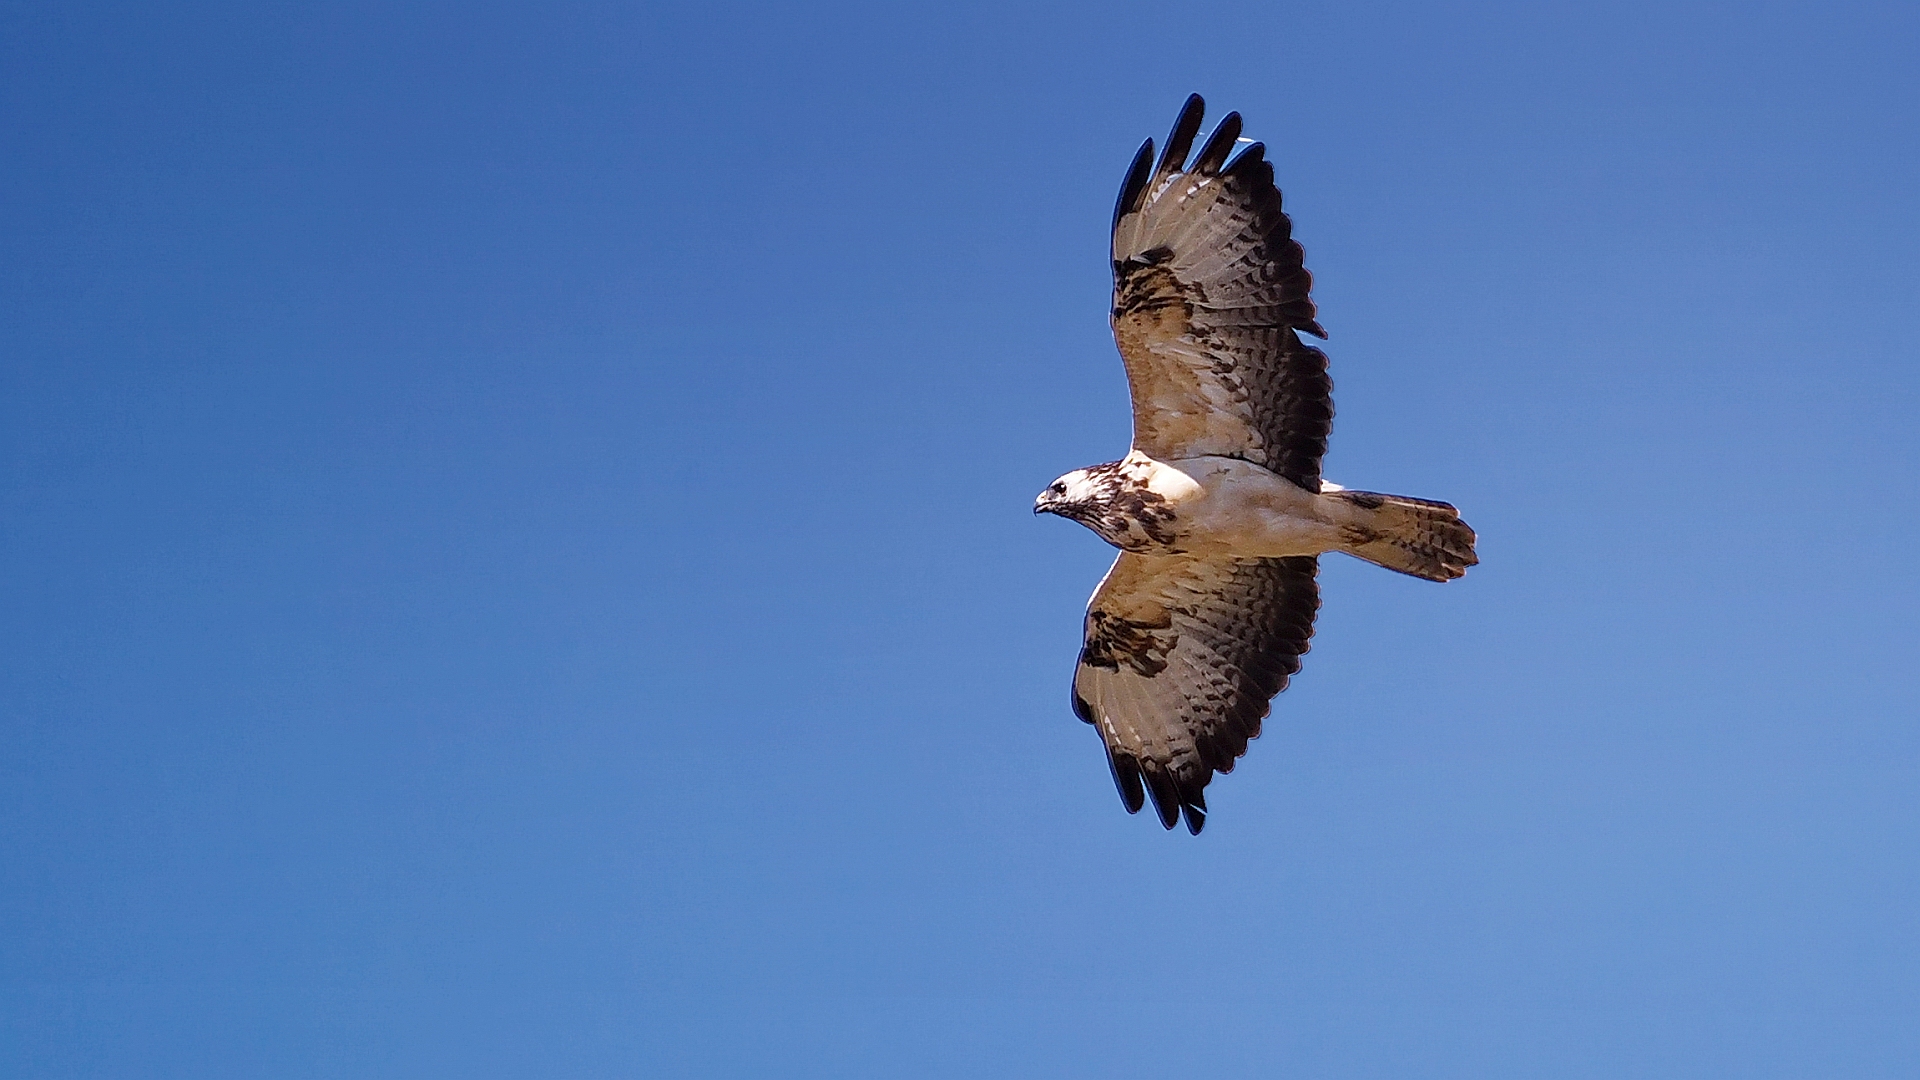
[1050,482,1067,494]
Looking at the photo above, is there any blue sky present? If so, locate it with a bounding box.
[4,1,1917,1076]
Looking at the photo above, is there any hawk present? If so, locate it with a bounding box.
[1034,95,1478,835]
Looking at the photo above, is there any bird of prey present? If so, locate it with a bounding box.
[1034,94,1477,835]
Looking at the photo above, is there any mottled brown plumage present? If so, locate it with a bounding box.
[1073,554,1319,834]
[1110,94,1331,492]
[1036,95,1477,834]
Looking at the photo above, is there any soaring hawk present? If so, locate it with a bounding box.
[1034,95,1477,834]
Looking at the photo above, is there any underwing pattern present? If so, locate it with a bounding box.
[1074,554,1320,834]
[1110,95,1332,493]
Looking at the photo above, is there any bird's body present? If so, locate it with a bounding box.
[1047,450,1476,576]
[1035,95,1478,834]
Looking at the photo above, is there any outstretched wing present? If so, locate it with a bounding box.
[1111,94,1333,492]
[1072,551,1320,834]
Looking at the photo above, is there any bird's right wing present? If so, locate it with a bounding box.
[1072,551,1320,834]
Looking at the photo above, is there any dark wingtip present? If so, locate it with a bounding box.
[1182,803,1206,835]
[1192,112,1244,176]
[1113,138,1154,231]
[1155,94,1206,178]
[1180,787,1208,835]
[1108,752,1146,814]
[1071,687,1095,725]
[1223,141,1265,176]
[1144,768,1181,830]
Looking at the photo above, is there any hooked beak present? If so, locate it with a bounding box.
[1035,482,1072,517]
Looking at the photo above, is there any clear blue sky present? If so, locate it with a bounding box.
[4,2,1917,1076]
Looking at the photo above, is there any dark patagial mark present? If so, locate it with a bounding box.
[1080,609,1176,678]
[1112,257,1192,330]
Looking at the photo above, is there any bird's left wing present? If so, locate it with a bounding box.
[1110,94,1332,492]
[1072,551,1320,834]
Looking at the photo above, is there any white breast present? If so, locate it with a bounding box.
[1145,454,1345,558]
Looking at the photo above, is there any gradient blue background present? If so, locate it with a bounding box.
[5,2,1918,1076]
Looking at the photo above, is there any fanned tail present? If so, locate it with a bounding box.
[1329,490,1478,582]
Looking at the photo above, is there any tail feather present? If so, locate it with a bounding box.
[1329,490,1478,582]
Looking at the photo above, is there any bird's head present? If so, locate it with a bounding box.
[1035,458,1183,552]
[1033,468,1101,521]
